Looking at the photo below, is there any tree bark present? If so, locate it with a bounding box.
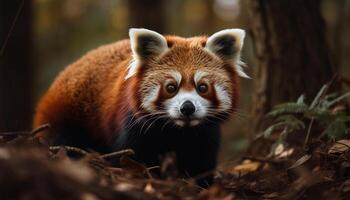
[127,0,165,33]
[0,0,33,131]
[246,0,335,132]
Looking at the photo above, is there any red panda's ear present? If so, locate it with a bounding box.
[205,29,249,78]
[126,28,168,79]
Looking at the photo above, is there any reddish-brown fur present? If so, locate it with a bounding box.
[33,36,239,147]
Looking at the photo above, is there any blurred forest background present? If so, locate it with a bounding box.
[0,0,349,161]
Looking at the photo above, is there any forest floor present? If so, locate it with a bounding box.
[0,120,349,200]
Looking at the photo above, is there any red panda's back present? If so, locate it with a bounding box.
[33,39,132,146]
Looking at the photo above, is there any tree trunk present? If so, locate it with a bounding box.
[0,0,33,131]
[246,0,336,133]
[127,0,165,33]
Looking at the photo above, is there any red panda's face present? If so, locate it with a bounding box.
[127,29,247,127]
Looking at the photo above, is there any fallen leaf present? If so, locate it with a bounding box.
[274,144,284,155]
[144,183,155,193]
[277,148,294,159]
[230,160,261,173]
[120,156,147,176]
[328,139,350,154]
[114,183,136,192]
[288,154,312,169]
[81,193,99,200]
[340,179,350,192]
[0,148,10,159]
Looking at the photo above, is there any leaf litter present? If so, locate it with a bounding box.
[0,118,349,200]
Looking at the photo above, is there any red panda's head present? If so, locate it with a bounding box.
[126,28,247,127]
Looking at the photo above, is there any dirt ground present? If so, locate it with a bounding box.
[0,123,349,200]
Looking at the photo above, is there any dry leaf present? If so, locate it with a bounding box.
[274,144,284,155]
[230,160,261,173]
[144,183,155,193]
[120,156,147,175]
[114,183,136,192]
[276,148,294,159]
[328,139,350,154]
[81,193,99,200]
[288,154,311,169]
[340,179,350,192]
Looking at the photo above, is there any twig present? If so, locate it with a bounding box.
[304,118,315,148]
[31,123,51,135]
[0,124,50,137]
[49,146,89,156]
[147,166,160,171]
[106,167,124,173]
[327,73,339,92]
[0,131,29,136]
[89,159,108,171]
[0,0,25,56]
[99,149,135,160]
[144,168,154,179]
[180,178,206,190]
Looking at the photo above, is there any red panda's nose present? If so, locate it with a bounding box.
[180,101,196,117]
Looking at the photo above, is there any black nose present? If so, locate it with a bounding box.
[180,101,195,117]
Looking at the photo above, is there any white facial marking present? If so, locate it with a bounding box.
[214,84,231,111]
[194,70,209,84]
[141,85,160,112]
[190,120,200,126]
[164,89,210,126]
[175,120,185,127]
[170,71,182,84]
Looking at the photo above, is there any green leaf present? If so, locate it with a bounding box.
[324,92,339,101]
[327,92,350,108]
[263,115,306,139]
[264,84,350,148]
[267,103,308,117]
[324,119,348,139]
[297,95,305,105]
[335,114,350,122]
[310,84,328,109]
[307,109,330,120]
[276,115,305,130]
[263,122,287,138]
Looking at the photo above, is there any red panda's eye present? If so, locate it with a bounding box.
[166,84,177,94]
[197,84,208,93]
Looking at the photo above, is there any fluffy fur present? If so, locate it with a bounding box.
[33,28,246,186]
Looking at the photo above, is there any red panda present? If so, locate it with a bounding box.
[33,28,247,186]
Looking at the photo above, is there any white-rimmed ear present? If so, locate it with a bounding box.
[126,28,168,79]
[205,29,249,78]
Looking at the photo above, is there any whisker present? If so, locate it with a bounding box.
[161,118,173,131]
[143,115,168,135]
[139,114,167,135]
[126,111,167,131]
